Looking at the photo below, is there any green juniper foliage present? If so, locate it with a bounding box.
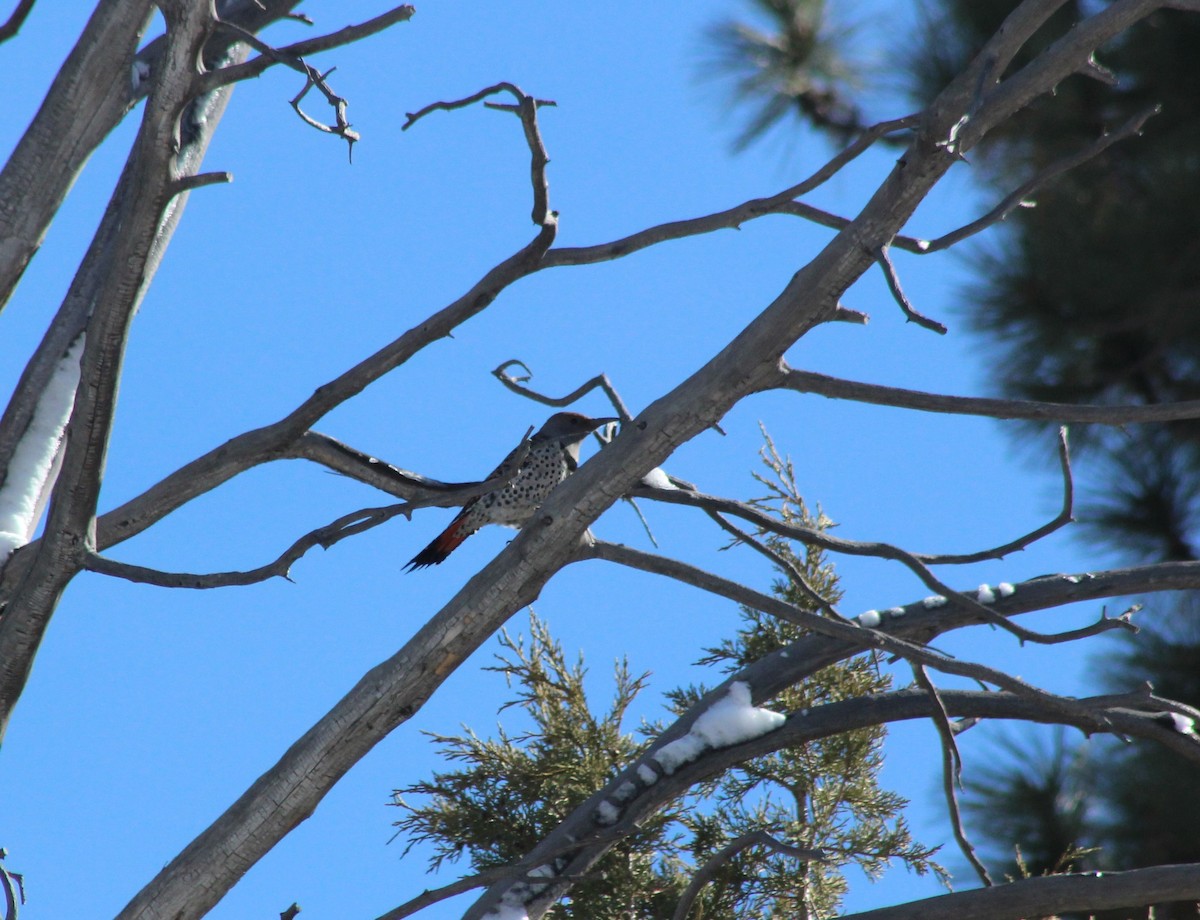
[391,439,944,918]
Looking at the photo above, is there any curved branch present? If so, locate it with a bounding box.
[492,361,635,421]
[912,664,992,887]
[875,245,947,334]
[85,432,535,589]
[0,0,36,44]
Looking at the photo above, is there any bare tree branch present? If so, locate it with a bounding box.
[922,104,1161,252]
[404,83,556,225]
[875,245,947,334]
[775,201,928,253]
[492,360,635,421]
[0,0,36,44]
[541,114,919,269]
[671,830,826,920]
[629,479,1102,646]
[912,663,992,887]
[84,431,536,589]
[200,5,415,93]
[835,863,1200,920]
[769,365,1200,425]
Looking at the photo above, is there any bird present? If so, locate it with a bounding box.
[404,412,619,570]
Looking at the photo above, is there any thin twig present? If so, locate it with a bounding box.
[875,245,947,334]
[404,85,556,226]
[493,360,633,421]
[628,484,1112,646]
[212,19,362,155]
[201,5,415,93]
[671,830,825,920]
[923,104,1161,253]
[289,64,359,156]
[542,114,920,269]
[706,510,841,615]
[912,663,993,887]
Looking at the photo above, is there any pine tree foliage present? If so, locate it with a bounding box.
[907,0,1200,559]
[1093,609,1200,873]
[962,613,1200,917]
[961,728,1096,880]
[894,4,1200,900]
[702,0,868,149]
[391,441,944,918]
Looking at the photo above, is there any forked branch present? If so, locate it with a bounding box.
[84,430,534,589]
[921,104,1161,253]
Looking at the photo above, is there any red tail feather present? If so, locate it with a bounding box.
[404,515,471,571]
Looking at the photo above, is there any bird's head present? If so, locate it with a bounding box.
[533,412,620,446]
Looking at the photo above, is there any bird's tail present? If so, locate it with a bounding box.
[404,515,472,571]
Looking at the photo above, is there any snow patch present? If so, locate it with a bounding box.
[484,906,529,920]
[857,609,882,628]
[976,584,996,604]
[595,800,620,825]
[1163,712,1197,736]
[131,58,151,91]
[614,781,637,802]
[636,764,657,785]
[653,733,706,775]
[652,682,784,774]
[640,467,676,489]
[0,335,84,563]
[886,606,906,618]
[997,582,1015,597]
[922,595,947,609]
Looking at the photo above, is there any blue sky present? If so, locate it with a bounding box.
[2,3,1118,918]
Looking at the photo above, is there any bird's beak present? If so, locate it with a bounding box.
[591,417,621,429]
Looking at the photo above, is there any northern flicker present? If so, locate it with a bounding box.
[404,412,619,570]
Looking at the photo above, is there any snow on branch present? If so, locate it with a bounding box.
[650,681,785,777]
[0,336,83,564]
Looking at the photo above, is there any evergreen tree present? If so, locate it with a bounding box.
[901,3,1200,911]
[703,1,1200,912]
[702,0,870,149]
[906,0,1200,558]
[391,445,944,918]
